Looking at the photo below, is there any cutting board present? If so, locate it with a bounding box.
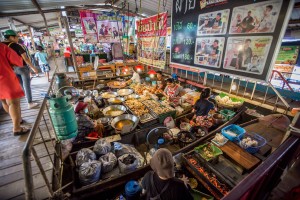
[219,141,260,171]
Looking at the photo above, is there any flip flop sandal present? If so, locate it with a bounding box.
[14,127,31,136]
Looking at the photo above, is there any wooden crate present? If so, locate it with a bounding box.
[78,65,93,72]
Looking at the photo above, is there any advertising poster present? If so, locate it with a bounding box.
[224,36,273,74]
[229,0,282,34]
[194,37,225,68]
[171,0,293,81]
[81,17,97,34]
[136,12,167,68]
[80,10,133,44]
[197,9,230,36]
[97,20,123,43]
[122,16,136,55]
[95,12,123,43]
[276,46,299,65]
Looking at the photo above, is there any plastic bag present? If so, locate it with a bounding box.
[118,154,138,174]
[113,142,144,167]
[76,148,96,167]
[93,139,111,156]
[79,160,101,185]
[61,138,74,161]
[99,152,118,173]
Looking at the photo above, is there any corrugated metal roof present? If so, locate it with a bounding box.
[0,0,299,32]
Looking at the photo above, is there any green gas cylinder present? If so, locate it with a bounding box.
[49,96,78,140]
[55,73,71,92]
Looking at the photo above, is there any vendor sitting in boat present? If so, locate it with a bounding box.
[156,70,166,90]
[163,78,182,102]
[193,88,216,117]
[126,67,141,84]
[141,148,193,200]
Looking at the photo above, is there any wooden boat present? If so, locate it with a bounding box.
[182,113,293,200]
[60,106,247,199]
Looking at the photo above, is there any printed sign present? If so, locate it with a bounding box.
[136,12,167,68]
[171,0,293,81]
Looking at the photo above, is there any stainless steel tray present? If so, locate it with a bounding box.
[141,100,175,116]
[123,102,158,124]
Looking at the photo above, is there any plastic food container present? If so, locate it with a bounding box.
[221,124,245,141]
[239,133,267,154]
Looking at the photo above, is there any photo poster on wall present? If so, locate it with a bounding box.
[171,0,294,81]
[136,12,168,69]
[79,10,135,44]
[276,46,299,65]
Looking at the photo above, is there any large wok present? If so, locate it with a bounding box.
[110,114,139,134]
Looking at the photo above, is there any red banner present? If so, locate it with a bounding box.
[136,12,167,38]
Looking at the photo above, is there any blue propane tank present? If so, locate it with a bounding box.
[124,180,142,200]
[49,96,78,140]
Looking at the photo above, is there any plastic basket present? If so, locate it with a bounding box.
[219,109,235,121]
[194,143,223,162]
[221,124,245,141]
[239,133,267,154]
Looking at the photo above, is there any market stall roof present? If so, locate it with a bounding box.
[0,0,172,33]
[0,0,299,33]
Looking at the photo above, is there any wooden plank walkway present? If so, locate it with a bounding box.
[0,57,64,199]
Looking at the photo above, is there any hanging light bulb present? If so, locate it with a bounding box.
[150,74,155,78]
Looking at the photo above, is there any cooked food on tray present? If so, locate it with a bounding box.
[124,99,149,116]
[143,99,174,115]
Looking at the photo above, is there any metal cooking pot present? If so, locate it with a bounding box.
[110,114,139,133]
[212,113,225,125]
[102,105,127,117]
[107,97,125,104]
[101,91,118,99]
[117,89,133,96]
[97,117,112,127]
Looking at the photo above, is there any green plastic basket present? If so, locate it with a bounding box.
[219,109,236,121]
[194,143,223,162]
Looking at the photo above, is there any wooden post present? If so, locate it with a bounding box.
[28,26,36,51]
[62,16,79,75]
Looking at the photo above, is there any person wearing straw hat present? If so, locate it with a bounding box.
[141,148,193,200]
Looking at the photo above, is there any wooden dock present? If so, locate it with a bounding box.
[0,57,65,199]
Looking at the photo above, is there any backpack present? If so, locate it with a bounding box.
[149,171,170,200]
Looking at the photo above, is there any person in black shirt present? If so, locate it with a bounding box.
[141,148,193,200]
[3,30,39,109]
[193,88,215,117]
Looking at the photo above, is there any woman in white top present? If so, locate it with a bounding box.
[126,67,141,84]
